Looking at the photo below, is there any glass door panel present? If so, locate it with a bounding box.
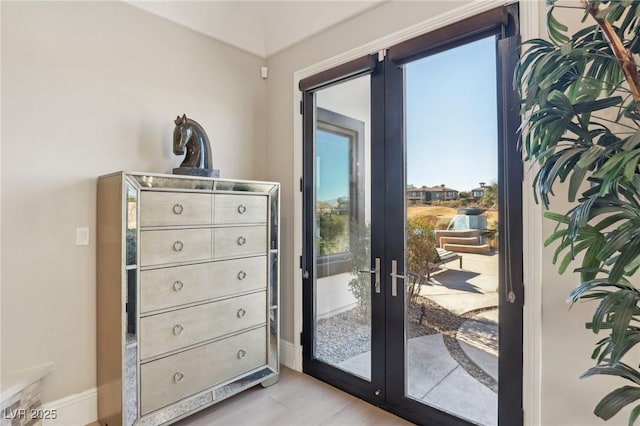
[403,36,499,425]
[313,75,372,381]
[302,9,522,425]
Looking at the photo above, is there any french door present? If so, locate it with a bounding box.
[301,5,522,425]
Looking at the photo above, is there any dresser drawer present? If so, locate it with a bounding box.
[140,326,266,415]
[140,229,212,266]
[214,226,267,258]
[140,192,211,227]
[140,291,266,360]
[214,194,267,224]
[140,256,267,313]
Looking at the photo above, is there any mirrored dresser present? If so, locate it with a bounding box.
[97,172,280,426]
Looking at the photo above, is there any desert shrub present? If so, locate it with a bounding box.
[479,183,497,208]
[435,219,451,230]
[407,216,439,303]
[317,211,346,255]
[431,199,466,208]
[347,220,372,319]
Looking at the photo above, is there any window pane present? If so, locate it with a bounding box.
[316,129,351,255]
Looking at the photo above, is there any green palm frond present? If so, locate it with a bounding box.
[520,1,640,423]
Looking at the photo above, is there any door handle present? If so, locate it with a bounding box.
[390,260,405,297]
[358,257,381,293]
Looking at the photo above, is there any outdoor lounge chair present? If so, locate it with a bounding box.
[427,248,462,280]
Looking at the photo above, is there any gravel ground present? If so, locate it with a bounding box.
[315,297,498,392]
[316,308,371,364]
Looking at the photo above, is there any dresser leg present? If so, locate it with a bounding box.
[260,374,280,388]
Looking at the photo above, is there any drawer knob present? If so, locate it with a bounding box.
[237,236,246,246]
[174,372,184,383]
[237,271,247,280]
[173,281,184,291]
[237,204,247,214]
[173,203,184,215]
[237,349,247,359]
[237,308,246,318]
[173,324,184,335]
[173,240,184,252]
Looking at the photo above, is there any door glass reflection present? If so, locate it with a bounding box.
[313,75,372,381]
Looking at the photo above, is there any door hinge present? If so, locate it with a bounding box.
[299,331,304,345]
[299,99,304,115]
[300,177,303,192]
[299,255,303,269]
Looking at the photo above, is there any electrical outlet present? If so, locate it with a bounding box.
[76,227,90,246]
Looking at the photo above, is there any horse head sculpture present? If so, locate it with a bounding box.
[172,114,219,177]
[173,114,213,169]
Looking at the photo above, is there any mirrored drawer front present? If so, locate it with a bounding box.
[140,192,212,227]
[140,326,266,415]
[140,229,212,267]
[214,194,267,224]
[214,226,267,258]
[140,256,267,313]
[140,291,266,360]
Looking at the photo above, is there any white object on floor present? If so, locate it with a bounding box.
[1,363,53,404]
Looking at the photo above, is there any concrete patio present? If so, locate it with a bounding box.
[337,252,499,426]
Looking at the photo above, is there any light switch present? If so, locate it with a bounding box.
[76,227,90,246]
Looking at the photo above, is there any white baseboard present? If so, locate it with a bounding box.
[42,387,97,426]
[280,339,296,370]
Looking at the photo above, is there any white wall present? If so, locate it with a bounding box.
[316,273,356,318]
[1,1,266,403]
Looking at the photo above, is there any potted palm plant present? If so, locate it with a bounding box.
[519,1,640,423]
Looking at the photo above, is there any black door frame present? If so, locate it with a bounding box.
[300,5,523,425]
[381,4,523,426]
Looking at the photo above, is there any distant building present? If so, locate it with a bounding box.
[469,182,487,202]
[407,184,459,202]
[316,202,334,213]
[407,185,427,202]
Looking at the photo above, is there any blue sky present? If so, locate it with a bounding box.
[406,36,498,192]
[316,129,349,202]
[316,35,498,202]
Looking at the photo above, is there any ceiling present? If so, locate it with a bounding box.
[127,1,386,58]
